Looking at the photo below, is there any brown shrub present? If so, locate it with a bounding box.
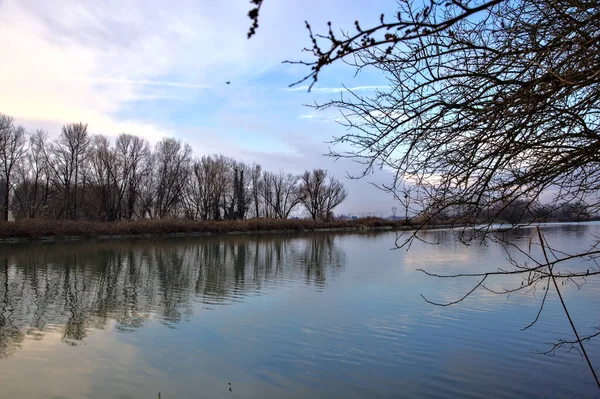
[0,217,410,240]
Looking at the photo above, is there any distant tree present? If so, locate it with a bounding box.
[194,156,214,220]
[182,158,205,220]
[228,166,241,219]
[87,135,120,221]
[496,199,535,224]
[260,171,275,218]
[249,163,262,218]
[0,114,27,221]
[199,154,233,220]
[234,165,248,219]
[551,201,592,222]
[272,172,301,219]
[299,169,347,220]
[13,130,53,219]
[115,134,150,220]
[153,138,192,219]
[261,171,301,219]
[0,114,351,225]
[321,174,348,221]
[49,123,90,220]
[188,155,223,220]
[137,152,158,219]
[298,169,326,219]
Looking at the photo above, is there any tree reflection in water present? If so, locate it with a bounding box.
[0,233,345,357]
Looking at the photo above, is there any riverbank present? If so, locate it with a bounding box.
[0,218,411,243]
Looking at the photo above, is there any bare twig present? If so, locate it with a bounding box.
[536,227,600,390]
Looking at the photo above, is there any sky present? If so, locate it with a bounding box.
[0,0,401,215]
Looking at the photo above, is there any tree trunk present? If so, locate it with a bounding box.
[3,179,9,221]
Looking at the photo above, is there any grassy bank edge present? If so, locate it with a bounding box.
[0,218,413,244]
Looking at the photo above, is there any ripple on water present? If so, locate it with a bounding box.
[2,227,600,398]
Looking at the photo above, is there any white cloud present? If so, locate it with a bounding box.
[0,0,405,212]
[0,0,286,138]
[287,85,387,93]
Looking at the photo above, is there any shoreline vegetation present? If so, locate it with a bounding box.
[0,216,597,244]
[0,217,411,243]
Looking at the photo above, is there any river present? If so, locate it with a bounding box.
[1,223,600,398]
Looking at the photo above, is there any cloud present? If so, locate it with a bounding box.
[86,79,215,90]
[0,0,284,136]
[0,0,405,212]
[287,85,387,93]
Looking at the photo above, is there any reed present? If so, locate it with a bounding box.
[0,217,409,240]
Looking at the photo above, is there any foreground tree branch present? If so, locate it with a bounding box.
[248,0,600,388]
[418,227,600,388]
[248,0,505,89]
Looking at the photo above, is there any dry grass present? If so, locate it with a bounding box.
[0,217,409,240]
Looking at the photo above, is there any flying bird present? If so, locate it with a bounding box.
[226,81,231,85]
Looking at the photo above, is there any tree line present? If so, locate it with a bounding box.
[431,199,595,225]
[0,113,348,222]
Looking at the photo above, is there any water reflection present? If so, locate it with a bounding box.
[3,226,600,398]
[0,234,344,357]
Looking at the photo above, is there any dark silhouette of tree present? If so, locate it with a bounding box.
[299,169,327,219]
[153,138,192,219]
[2,114,348,222]
[303,1,600,234]
[13,130,53,219]
[49,123,90,220]
[247,0,600,385]
[0,113,27,221]
[299,169,347,220]
[249,163,262,218]
[261,171,301,219]
[115,134,150,220]
[248,0,600,230]
[87,135,120,221]
[183,159,205,220]
[234,166,247,219]
[247,0,505,89]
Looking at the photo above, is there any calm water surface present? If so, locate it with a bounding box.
[1,224,600,398]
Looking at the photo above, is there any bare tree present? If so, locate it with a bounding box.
[249,163,262,218]
[322,174,347,220]
[248,1,509,89]
[181,155,244,221]
[260,170,274,218]
[0,114,349,224]
[195,156,214,220]
[189,154,233,220]
[182,158,205,220]
[262,171,301,219]
[49,123,90,220]
[299,169,326,219]
[232,162,250,219]
[248,0,600,229]
[248,0,600,385]
[115,134,150,220]
[0,114,27,221]
[211,155,233,220]
[153,138,192,219]
[299,169,347,220]
[13,130,53,219]
[87,135,121,221]
[137,152,158,219]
